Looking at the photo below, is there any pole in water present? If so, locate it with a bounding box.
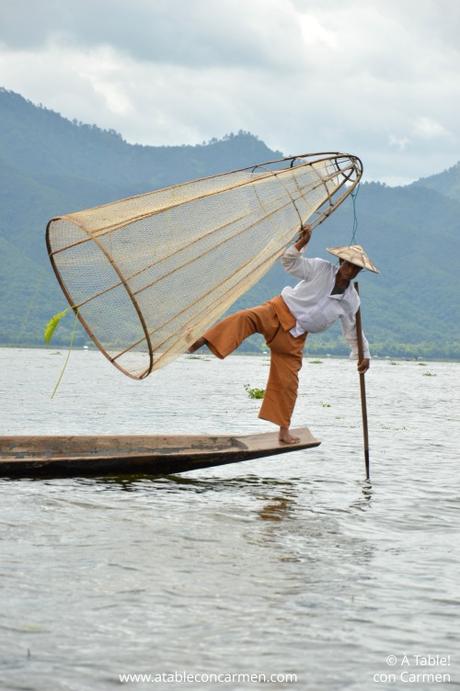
[354,281,370,480]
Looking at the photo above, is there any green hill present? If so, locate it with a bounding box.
[242,181,460,358]
[0,87,459,359]
[0,87,281,346]
[411,161,460,200]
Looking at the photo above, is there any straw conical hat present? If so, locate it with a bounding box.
[326,244,379,273]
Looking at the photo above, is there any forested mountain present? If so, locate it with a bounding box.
[411,161,460,200]
[1,87,459,358]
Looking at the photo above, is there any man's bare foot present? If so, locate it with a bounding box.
[187,337,206,354]
[279,426,300,444]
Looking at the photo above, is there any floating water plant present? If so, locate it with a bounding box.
[43,308,69,343]
[310,359,323,364]
[321,402,332,407]
[244,385,265,399]
[42,308,80,398]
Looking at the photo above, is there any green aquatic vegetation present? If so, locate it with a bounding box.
[423,372,436,377]
[321,402,332,407]
[417,362,427,366]
[310,359,323,364]
[43,309,69,343]
[244,385,265,399]
[390,361,399,365]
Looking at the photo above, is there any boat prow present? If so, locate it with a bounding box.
[0,427,320,478]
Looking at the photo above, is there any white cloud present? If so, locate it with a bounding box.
[413,116,449,139]
[298,14,339,50]
[0,0,459,184]
[389,135,410,152]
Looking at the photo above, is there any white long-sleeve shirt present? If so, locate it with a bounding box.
[280,245,370,359]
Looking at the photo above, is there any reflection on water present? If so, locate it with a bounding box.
[258,496,295,522]
[351,480,374,511]
[0,349,459,690]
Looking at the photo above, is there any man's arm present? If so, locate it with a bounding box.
[280,224,315,279]
[294,224,312,252]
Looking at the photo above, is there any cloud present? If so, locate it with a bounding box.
[389,135,410,152]
[0,0,305,69]
[413,116,449,139]
[0,0,459,184]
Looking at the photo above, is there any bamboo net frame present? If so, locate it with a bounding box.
[46,152,363,379]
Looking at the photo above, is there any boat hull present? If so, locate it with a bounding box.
[0,427,320,478]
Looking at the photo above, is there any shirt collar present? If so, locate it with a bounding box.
[329,266,354,300]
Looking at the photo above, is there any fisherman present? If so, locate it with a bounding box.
[188,224,379,444]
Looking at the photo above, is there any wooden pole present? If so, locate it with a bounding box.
[354,282,370,480]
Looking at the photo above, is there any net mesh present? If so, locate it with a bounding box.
[46,152,362,378]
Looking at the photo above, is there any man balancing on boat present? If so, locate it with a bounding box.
[188,224,379,444]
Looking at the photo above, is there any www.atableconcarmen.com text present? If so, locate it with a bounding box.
[119,671,298,685]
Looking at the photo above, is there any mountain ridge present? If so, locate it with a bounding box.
[0,87,459,359]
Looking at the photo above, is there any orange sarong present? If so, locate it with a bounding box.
[203,296,307,427]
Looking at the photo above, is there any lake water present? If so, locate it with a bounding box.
[1,347,459,690]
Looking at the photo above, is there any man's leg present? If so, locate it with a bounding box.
[187,336,206,353]
[188,302,278,359]
[188,300,305,443]
[258,331,306,443]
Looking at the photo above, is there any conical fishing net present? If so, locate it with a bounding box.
[46,152,362,379]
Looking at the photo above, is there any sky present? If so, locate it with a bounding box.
[0,0,459,185]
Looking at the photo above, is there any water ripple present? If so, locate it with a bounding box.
[0,350,459,689]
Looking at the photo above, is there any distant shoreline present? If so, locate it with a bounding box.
[1,343,459,364]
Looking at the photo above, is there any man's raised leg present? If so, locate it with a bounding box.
[187,337,206,354]
[187,303,278,360]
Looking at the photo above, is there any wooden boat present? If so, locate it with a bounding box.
[0,427,320,478]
